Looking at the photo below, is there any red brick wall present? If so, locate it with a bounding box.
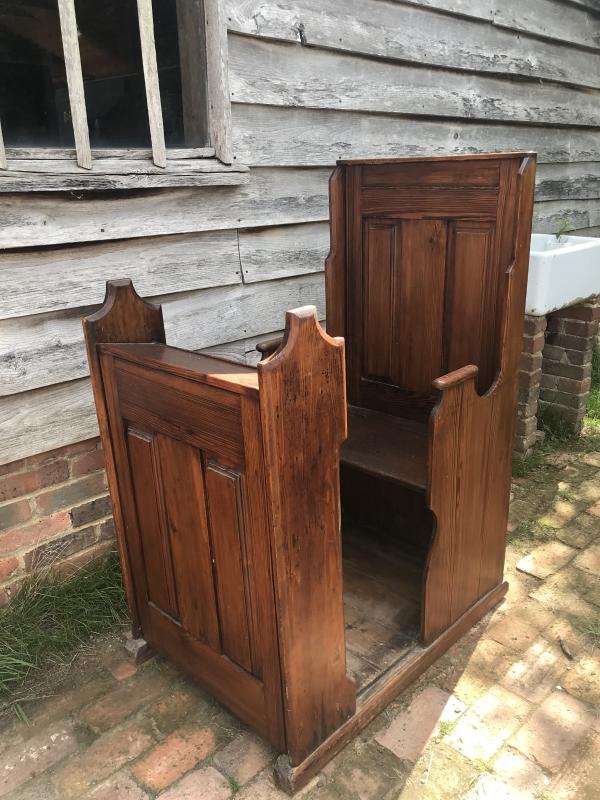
[0,439,115,606]
[515,298,600,454]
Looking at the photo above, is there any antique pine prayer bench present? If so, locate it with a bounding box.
[84,151,536,793]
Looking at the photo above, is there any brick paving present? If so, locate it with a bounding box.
[1,442,599,799]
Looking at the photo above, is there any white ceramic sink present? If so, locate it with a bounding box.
[526,233,600,316]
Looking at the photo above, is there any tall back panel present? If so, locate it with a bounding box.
[326,155,531,418]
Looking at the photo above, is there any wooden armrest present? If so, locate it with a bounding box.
[256,336,283,360]
[432,364,478,391]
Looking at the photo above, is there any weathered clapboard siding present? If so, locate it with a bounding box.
[0,159,249,191]
[1,380,99,468]
[0,168,330,249]
[405,0,600,50]
[232,106,600,167]
[532,199,600,234]
[0,231,241,320]
[535,163,600,202]
[491,1,600,50]
[2,161,598,253]
[229,35,600,127]
[226,0,600,88]
[2,0,600,466]
[202,328,286,364]
[0,274,325,395]
[239,222,329,282]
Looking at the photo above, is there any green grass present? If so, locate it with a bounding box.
[510,520,554,545]
[512,353,600,479]
[0,552,127,705]
[576,618,600,650]
[437,719,458,737]
[587,346,600,421]
[512,446,546,478]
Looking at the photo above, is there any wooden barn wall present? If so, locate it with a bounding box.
[2,0,600,464]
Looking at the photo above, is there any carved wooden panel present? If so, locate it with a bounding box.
[96,346,284,746]
[205,463,256,674]
[347,157,515,408]
[123,424,261,676]
[444,221,498,392]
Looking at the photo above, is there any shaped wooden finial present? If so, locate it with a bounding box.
[82,279,165,348]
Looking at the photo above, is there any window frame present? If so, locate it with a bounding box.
[0,0,247,191]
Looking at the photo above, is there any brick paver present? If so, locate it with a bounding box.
[79,670,168,731]
[1,439,598,799]
[376,687,465,762]
[447,686,531,762]
[213,732,274,785]
[158,766,231,800]
[573,542,600,575]
[54,721,153,799]
[492,747,551,798]
[83,771,149,800]
[0,723,77,798]
[510,691,594,772]
[561,655,600,706]
[516,540,576,578]
[131,726,216,792]
[486,615,539,652]
[500,638,567,703]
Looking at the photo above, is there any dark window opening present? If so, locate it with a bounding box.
[0,0,75,147]
[0,0,208,151]
[75,0,150,148]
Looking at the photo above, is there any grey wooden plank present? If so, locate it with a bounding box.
[5,147,215,160]
[395,0,493,21]
[491,0,600,51]
[232,105,600,167]
[0,230,241,320]
[205,0,233,162]
[566,0,600,12]
[136,0,167,167]
[572,225,600,236]
[0,274,325,395]
[229,35,600,128]
[0,380,98,467]
[533,198,600,233]
[57,0,92,169]
[0,166,249,192]
[0,167,331,248]
[238,221,329,283]
[2,159,248,175]
[535,162,600,202]
[403,0,600,51]
[225,0,600,89]
[201,327,286,365]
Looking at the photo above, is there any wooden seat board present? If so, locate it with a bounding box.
[101,342,259,395]
[340,406,428,491]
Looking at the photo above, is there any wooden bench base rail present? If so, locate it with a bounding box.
[274,581,508,794]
